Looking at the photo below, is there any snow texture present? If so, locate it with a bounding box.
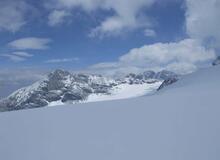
[0,66,219,160]
[87,82,161,102]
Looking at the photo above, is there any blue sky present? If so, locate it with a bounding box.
[0,0,219,77]
[0,0,187,70]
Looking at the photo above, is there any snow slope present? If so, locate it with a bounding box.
[87,81,162,102]
[48,81,162,106]
[0,66,220,160]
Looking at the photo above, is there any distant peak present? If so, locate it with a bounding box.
[48,69,70,79]
[155,70,178,79]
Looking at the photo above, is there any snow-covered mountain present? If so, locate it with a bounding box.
[0,65,219,160]
[0,69,178,112]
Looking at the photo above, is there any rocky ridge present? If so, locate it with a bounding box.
[0,69,178,112]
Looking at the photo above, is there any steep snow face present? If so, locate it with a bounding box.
[0,66,219,160]
[7,79,47,105]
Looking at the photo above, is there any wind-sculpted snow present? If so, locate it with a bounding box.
[0,69,178,112]
[0,66,219,160]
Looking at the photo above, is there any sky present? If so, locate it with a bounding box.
[0,0,220,95]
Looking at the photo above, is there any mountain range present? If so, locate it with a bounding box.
[0,69,178,112]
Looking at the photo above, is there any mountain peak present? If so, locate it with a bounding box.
[155,70,178,80]
[48,69,70,79]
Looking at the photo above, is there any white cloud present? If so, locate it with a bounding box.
[90,62,119,69]
[89,39,216,75]
[89,16,133,37]
[1,52,33,62]
[119,39,215,66]
[45,58,79,63]
[8,37,52,50]
[144,29,156,37]
[165,62,197,75]
[12,52,33,57]
[0,0,30,32]
[185,0,220,48]
[48,10,71,26]
[48,0,155,37]
[1,54,26,62]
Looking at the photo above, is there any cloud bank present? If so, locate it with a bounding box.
[90,39,215,75]
[88,0,220,75]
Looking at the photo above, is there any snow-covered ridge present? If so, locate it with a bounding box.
[0,69,178,112]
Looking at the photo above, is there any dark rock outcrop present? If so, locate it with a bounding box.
[157,77,179,91]
[212,56,220,66]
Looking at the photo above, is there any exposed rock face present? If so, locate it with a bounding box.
[212,56,220,66]
[62,92,85,102]
[0,69,178,112]
[157,77,179,91]
[0,69,117,111]
[123,70,178,85]
[47,69,70,90]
